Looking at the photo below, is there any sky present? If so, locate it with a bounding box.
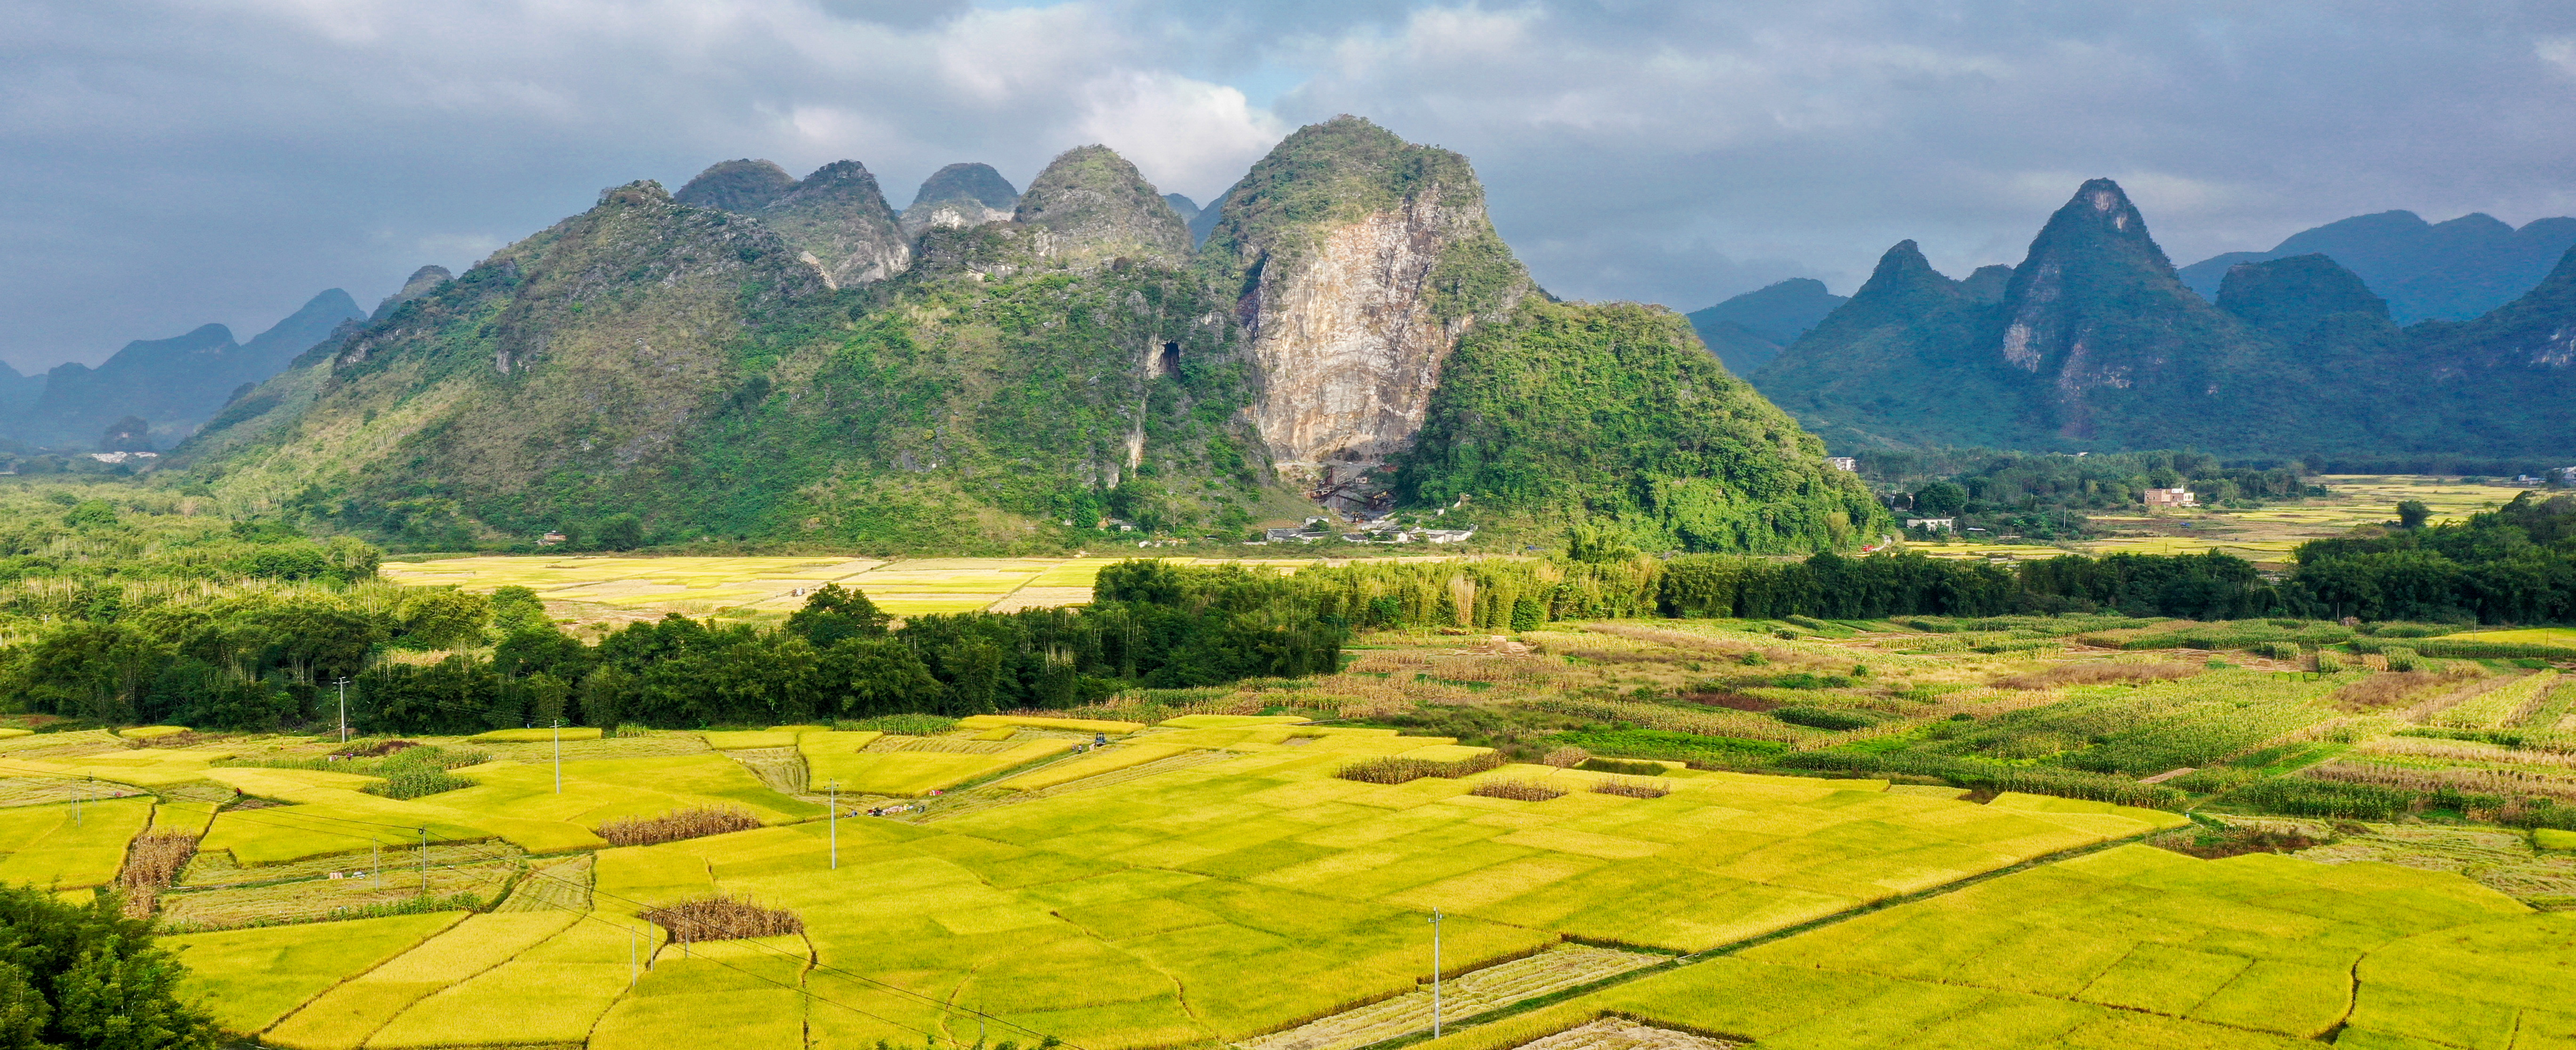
[4,0,2574,372]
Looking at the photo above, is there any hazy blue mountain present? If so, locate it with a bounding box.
[16,289,362,447]
[0,363,44,417]
[1684,278,1848,374]
[2179,210,2576,323]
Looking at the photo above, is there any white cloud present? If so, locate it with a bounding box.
[5,0,2576,367]
[1068,72,1286,201]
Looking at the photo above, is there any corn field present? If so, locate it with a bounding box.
[598,806,763,847]
[1468,779,1565,801]
[641,895,805,943]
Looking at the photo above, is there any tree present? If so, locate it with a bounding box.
[489,587,550,635]
[2396,500,2432,530]
[0,885,221,1050]
[595,513,645,551]
[1913,482,1968,516]
[783,585,890,648]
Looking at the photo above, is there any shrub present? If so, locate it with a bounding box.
[640,895,804,943]
[1775,751,2188,809]
[1738,651,1768,666]
[1591,778,1670,798]
[1576,757,1666,776]
[1333,753,1505,784]
[1469,779,1565,802]
[2217,776,2415,819]
[1771,705,1879,731]
[840,713,959,736]
[598,806,763,846]
[0,884,223,1049]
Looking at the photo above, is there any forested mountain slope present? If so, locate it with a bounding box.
[177,118,1878,553]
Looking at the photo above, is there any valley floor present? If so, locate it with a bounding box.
[3,615,2569,1049]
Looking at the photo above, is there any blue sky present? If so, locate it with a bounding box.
[2,0,2573,370]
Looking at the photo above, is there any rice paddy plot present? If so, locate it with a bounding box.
[161,911,468,1036]
[0,796,152,889]
[1410,844,2535,1050]
[197,753,817,865]
[256,911,598,1050]
[159,858,515,930]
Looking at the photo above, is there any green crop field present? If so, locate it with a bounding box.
[0,607,2559,1048]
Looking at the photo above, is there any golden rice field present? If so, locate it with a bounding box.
[1906,473,2543,565]
[380,555,1434,623]
[7,615,2572,1049]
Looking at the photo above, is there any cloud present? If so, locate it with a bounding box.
[3,0,2575,368]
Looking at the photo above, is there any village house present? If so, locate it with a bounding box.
[2142,487,2196,509]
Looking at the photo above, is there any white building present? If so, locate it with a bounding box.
[2143,488,2196,508]
[1826,457,1857,472]
[1904,517,1955,532]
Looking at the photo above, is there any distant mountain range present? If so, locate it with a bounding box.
[2177,210,2576,325]
[1747,180,2576,457]
[1684,279,1847,375]
[1,291,365,450]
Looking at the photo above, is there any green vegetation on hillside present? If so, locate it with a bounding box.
[1398,301,1884,552]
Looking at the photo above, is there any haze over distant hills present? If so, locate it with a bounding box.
[2178,210,2576,324]
[0,290,364,450]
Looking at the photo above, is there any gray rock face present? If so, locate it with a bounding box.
[674,159,798,213]
[1203,117,1530,493]
[759,160,913,287]
[1012,145,1192,267]
[899,162,1018,235]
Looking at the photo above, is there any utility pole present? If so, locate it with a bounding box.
[373,842,381,889]
[334,676,352,743]
[552,720,564,794]
[1429,908,1444,1038]
[829,780,839,869]
[417,828,428,895]
[630,923,639,986]
[72,777,82,825]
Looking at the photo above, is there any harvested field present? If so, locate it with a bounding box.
[157,859,509,931]
[498,854,596,912]
[1992,661,2202,690]
[1242,946,1667,1050]
[1512,1019,1737,1050]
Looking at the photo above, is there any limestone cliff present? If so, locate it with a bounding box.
[1200,116,1530,502]
[757,160,912,287]
[899,162,1017,236]
[1013,146,1192,267]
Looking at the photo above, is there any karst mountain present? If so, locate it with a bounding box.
[171,116,1878,553]
[1750,180,2576,457]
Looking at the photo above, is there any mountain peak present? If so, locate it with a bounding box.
[2218,254,2389,341]
[760,160,911,286]
[1012,144,1192,265]
[674,160,794,212]
[899,162,1017,236]
[374,266,452,319]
